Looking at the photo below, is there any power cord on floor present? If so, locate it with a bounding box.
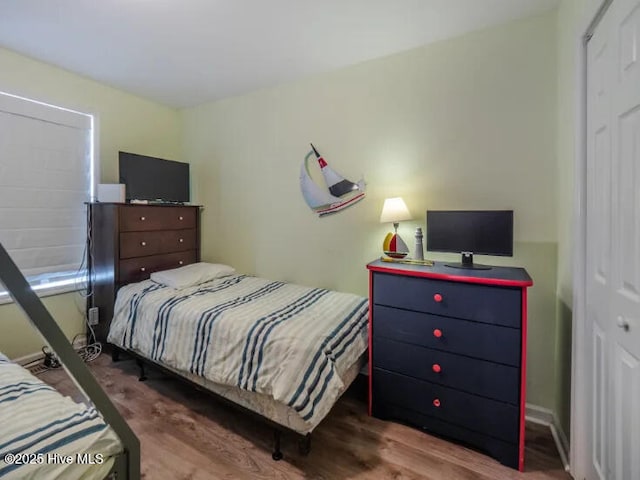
[72,333,102,363]
[31,334,102,376]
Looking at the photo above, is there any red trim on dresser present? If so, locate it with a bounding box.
[519,288,528,472]
[368,270,373,416]
[367,264,533,288]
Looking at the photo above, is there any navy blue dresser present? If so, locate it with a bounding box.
[367,259,532,470]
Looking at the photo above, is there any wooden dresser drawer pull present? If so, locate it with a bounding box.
[433,329,442,338]
[179,216,184,221]
[140,216,146,221]
[140,241,147,246]
[433,293,443,303]
[433,399,441,407]
[140,267,146,272]
[179,238,184,243]
[432,364,441,373]
[179,261,184,265]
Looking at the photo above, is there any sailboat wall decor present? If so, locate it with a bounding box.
[300,143,366,217]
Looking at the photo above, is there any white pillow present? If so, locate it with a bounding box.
[150,262,235,289]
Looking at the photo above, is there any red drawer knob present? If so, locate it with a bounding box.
[432,364,441,373]
[434,293,443,303]
[433,398,441,407]
[433,329,443,338]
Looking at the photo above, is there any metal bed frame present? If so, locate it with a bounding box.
[0,243,140,480]
[112,345,312,461]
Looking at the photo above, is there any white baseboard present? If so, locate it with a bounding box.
[525,403,555,425]
[526,403,570,472]
[12,337,89,367]
[13,351,45,367]
[550,421,570,472]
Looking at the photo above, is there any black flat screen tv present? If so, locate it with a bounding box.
[426,210,513,270]
[119,151,190,203]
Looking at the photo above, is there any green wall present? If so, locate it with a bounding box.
[0,47,182,359]
[183,13,560,410]
[555,0,580,444]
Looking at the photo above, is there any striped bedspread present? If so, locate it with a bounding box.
[108,274,369,429]
[0,352,121,479]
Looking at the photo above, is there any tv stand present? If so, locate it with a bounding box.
[445,252,492,270]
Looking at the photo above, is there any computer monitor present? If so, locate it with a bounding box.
[426,210,513,270]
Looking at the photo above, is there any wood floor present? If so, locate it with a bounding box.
[40,354,572,480]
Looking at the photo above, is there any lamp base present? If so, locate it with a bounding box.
[383,232,409,258]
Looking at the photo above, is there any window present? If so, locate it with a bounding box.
[0,92,94,303]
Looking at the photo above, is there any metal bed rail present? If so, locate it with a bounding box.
[0,243,140,480]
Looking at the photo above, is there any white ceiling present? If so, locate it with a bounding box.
[0,0,559,108]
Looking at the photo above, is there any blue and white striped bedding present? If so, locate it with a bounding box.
[108,274,369,429]
[0,352,121,479]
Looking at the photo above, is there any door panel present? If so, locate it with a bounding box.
[592,125,611,285]
[591,125,611,287]
[612,344,640,480]
[616,107,639,303]
[618,2,640,82]
[592,321,607,480]
[587,15,612,295]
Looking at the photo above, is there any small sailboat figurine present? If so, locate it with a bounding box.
[300,143,366,217]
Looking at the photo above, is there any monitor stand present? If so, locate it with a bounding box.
[445,252,492,270]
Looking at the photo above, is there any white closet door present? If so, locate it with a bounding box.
[610,0,640,479]
[587,1,640,479]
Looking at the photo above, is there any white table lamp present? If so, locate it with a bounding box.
[380,197,412,258]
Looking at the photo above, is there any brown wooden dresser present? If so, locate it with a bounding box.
[88,203,201,342]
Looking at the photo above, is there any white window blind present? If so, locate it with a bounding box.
[0,92,92,294]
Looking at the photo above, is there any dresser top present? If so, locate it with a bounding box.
[88,202,201,207]
[367,258,533,288]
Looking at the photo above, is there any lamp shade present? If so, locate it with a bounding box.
[380,197,412,223]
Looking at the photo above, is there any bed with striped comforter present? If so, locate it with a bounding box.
[0,352,121,479]
[108,274,369,430]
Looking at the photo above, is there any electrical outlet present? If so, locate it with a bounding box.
[88,307,99,326]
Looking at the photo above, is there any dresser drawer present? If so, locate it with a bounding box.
[373,337,519,404]
[119,206,197,232]
[372,402,519,469]
[373,368,519,443]
[373,305,520,366]
[373,272,521,327]
[118,250,197,284]
[119,229,197,259]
